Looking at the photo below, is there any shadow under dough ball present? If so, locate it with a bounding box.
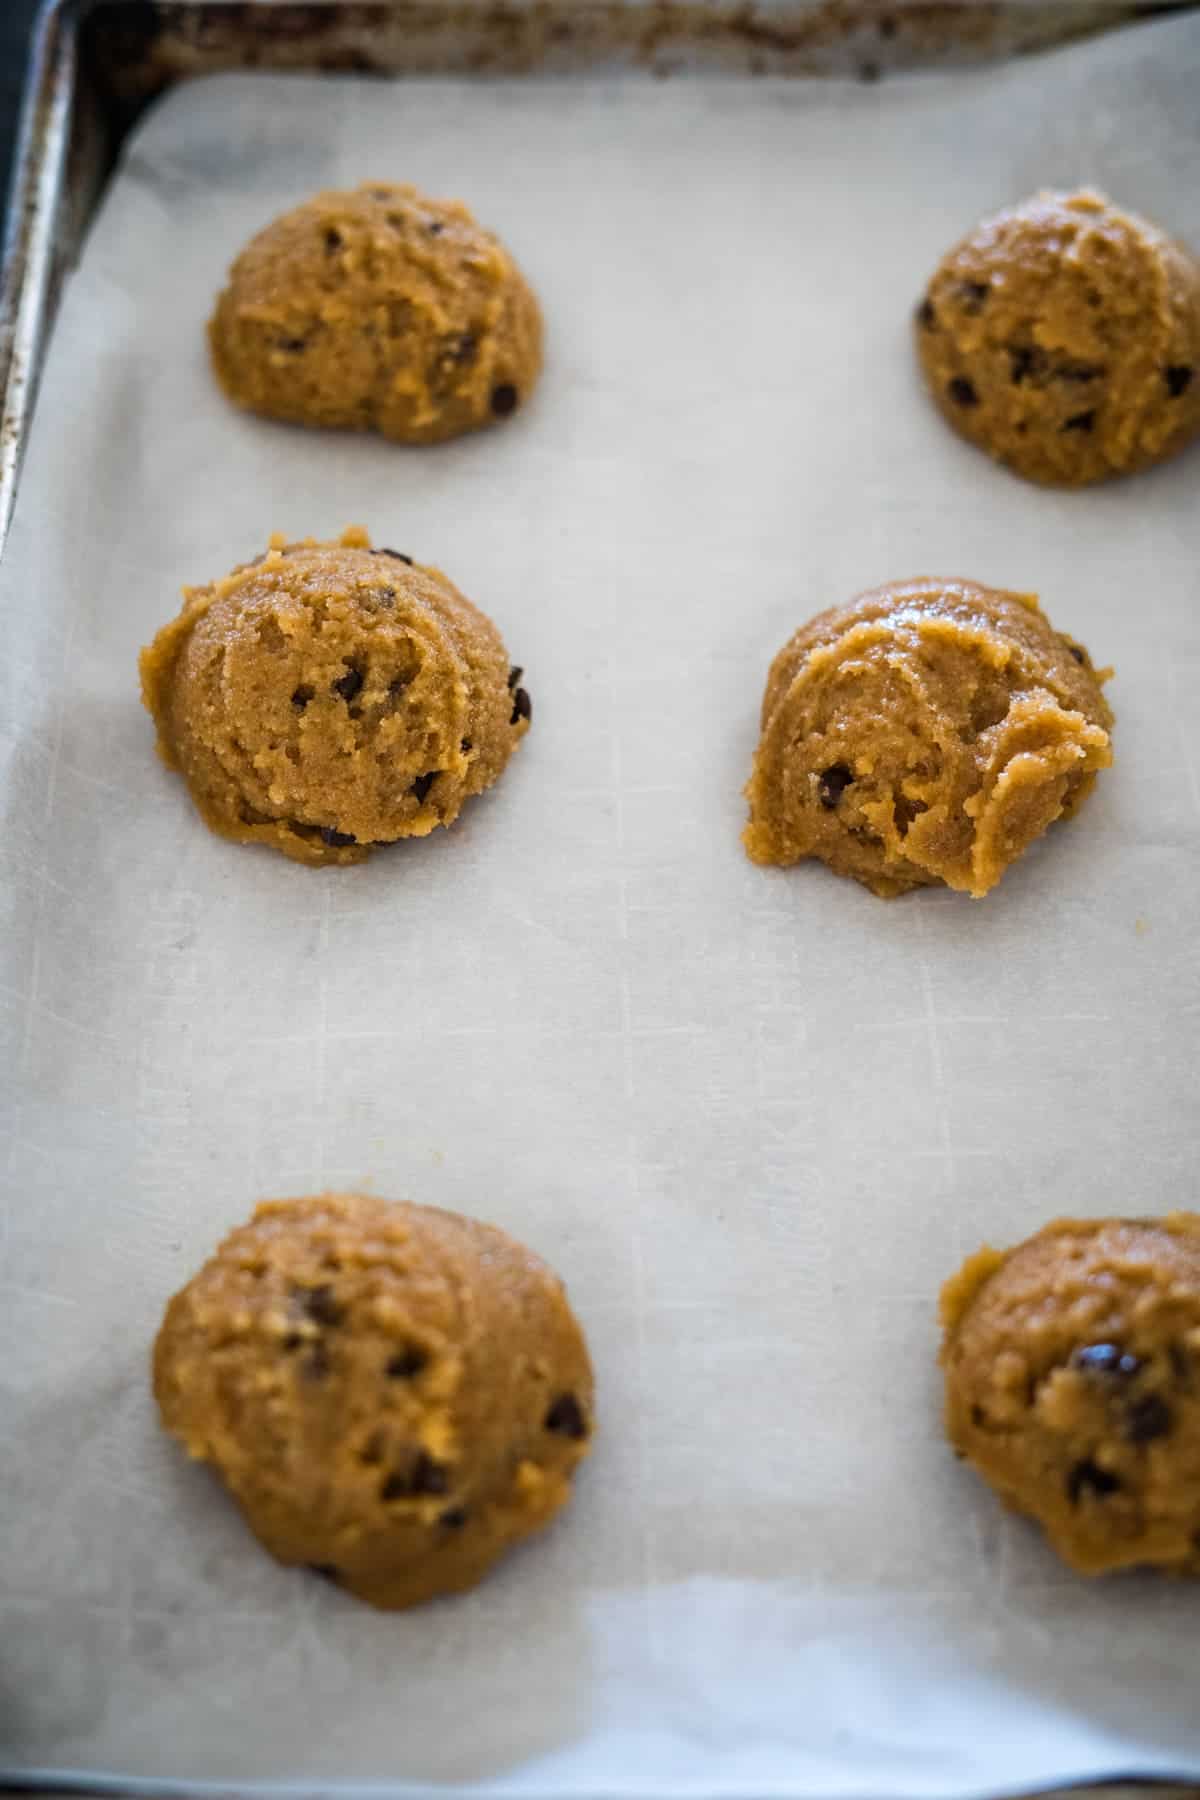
[139,527,532,866]
[940,1215,1200,1576]
[915,189,1200,485]
[209,182,543,443]
[743,577,1112,900]
[154,1193,595,1610]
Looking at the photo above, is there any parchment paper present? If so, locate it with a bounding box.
[3,13,1200,1794]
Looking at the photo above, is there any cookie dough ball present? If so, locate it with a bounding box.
[940,1217,1200,1576]
[743,578,1112,900]
[209,182,543,443]
[139,527,532,866]
[915,189,1200,485]
[154,1193,595,1610]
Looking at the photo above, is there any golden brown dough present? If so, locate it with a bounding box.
[154,1193,594,1610]
[743,577,1112,900]
[139,527,531,867]
[209,182,542,443]
[941,1216,1200,1577]
[915,189,1200,486]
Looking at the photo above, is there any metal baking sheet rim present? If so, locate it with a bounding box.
[1,0,1197,567]
[1,1780,1196,1800]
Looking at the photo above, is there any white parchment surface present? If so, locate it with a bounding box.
[3,13,1200,1794]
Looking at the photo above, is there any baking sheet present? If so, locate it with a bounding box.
[3,13,1200,1794]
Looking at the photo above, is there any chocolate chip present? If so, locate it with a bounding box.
[1056,360,1102,383]
[460,737,473,754]
[413,1454,450,1494]
[1165,364,1193,398]
[1066,1458,1122,1504]
[282,1332,303,1352]
[545,1394,588,1439]
[817,764,853,809]
[1009,345,1043,385]
[1072,1342,1132,1376]
[510,686,532,726]
[299,1284,344,1327]
[276,335,308,353]
[373,548,413,564]
[970,1404,986,1427]
[292,685,314,710]
[320,827,357,849]
[411,772,436,804]
[947,376,978,408]
[916,297,936,330]
[385,1345,428,1380]
[1069,645,1086,664]
[443,330,478,367]
[893,793,926,833]
[427,219,444,235]
[307,1563,341,1583]
[959,280,989,311]
[1126,1394,1173,1443]
[1062,410,1095,433]
[324,228,342,253]
[440,1506,469,1530]
[490,383,519,417]
[507,665,523,690]
[332,667,364,703]
[382,1454,450,1501]
[303,1340,332,1381]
